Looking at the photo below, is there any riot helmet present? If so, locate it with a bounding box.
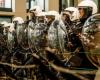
[29,6,42,21]
[45,10,60,24]
[36,12,46,23]
[78,0,97,20]
[64,7,80,21]
[13,17,24,24]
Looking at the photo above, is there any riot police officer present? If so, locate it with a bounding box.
[61,7,80,26]
[28,6,42,30]
[28,12,47,51]
[45,11,67,53]
[77,0,98,33]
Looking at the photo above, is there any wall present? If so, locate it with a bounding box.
[48,0,59,11]
[0,0,27,21]
[14,0,26,20]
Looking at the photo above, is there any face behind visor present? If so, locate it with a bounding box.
[45,11,60,23]
[36,12,46,23]
[13,17,24,24]
[78,0,98,20]
[64,7,80,21]
[78,6,92,19]
[46,15,55,24]
[37,16,45,23]
[61,11,71,22]
[29,6,42,16]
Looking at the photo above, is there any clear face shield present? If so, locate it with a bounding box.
[6,24,14,52]
[29,8,37,15]
[28,17,47,51]
[13,20,25,46]
[29,11,36,18]
[78,6,92,19]
[82,14,100,68]
[13,21,18,30]
[46,15,55,24]
[36,16,46,23]
[61,13,70,22]
[3,25,10,36]
[61,10,73,22]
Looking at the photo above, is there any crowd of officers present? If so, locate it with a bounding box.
[0,0,100,80]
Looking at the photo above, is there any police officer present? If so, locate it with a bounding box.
[60,7,84,67]
[12,17,25,48]
[61,7,80,27]
[77,0,98,67]
[0,21,9,36]
[28,6,42,30]
[45,11,60,31]
[45,11,66,53]
[28,12,47,51]
[61,7,81,35]
[77,0,98,33]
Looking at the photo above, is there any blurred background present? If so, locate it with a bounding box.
[0,0,99,22]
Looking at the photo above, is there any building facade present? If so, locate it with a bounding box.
[0,0,99,22]
[55,0,100,12]
[0,0,26,22]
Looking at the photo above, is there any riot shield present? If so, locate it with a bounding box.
[47,20,67,54]
[7,31,14,52]
[82,14,100,68]
[15,23,25,45]
[28,22,47,51]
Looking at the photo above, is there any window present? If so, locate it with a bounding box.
[0,0,5,7]
[0,0,12,12]
[59,0,75,12]
[27,0,47,12]
[0,16,12,22]
[26,0,37,12]
[98,0,100,12]
[93,0,100,13]
[60,0,82,12]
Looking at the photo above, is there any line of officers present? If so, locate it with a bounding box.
[0,0,98,69]
[0,0,100,80]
